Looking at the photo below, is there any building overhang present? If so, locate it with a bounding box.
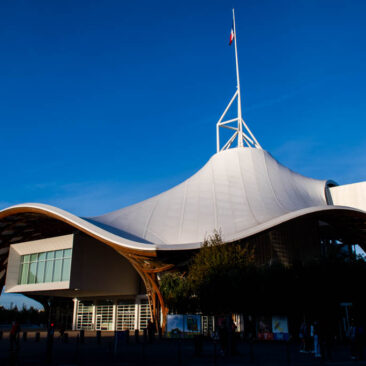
[0,203,365,254]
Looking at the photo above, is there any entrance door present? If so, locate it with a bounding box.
[95,305,114,331]
[116,304,135,331]
[76,302,93,330]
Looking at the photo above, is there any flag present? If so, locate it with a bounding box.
[229,23,235,45]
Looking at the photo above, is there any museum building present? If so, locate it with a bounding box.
[1,20,365,332]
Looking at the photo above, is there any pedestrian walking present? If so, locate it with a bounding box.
[9,320,21,352]
[313,321,321,358]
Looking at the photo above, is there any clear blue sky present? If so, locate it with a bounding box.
[1,0,365,308]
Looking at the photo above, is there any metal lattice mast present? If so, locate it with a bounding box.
[216,9,262,153]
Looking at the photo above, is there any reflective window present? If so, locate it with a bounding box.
[53,259,62,282]
[36,261,45,283]
[20,263,29,285]
[44,260,54,283]
[18,248,72,285]
[61,258,72,281]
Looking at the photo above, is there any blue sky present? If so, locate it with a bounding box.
[1,0,365,308]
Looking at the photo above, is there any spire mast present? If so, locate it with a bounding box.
[216,9,262,153]
[233,9,243,148]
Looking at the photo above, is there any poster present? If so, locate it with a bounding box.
[166,314,201,338]
[185,315,201,333]
[257,316,273,340]
[272,316,289,341]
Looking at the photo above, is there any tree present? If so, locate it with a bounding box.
[160,231,366,324]
[159,272,195,314]
[160,231,256,314]
[188,231,256,314]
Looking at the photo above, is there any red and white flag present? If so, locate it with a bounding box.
[229,23,235,45]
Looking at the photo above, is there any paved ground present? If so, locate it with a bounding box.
[0,330,365,366]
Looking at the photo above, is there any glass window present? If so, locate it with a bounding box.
[20,263,29,285]
[30,253,38,262]
[63,249,72,258]
[44,259,54,283]
[22,254,30,263]
[61,258,71,281]
[19,248,72,285]
[53,259,62,282]
[36,261,45,283]
[38,252,46,261]
[28,262,37,284]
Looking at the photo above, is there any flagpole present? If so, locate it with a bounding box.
[216,9,262,152]
[232,8,243,148]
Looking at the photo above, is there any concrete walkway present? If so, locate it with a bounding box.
[0,330,365,366]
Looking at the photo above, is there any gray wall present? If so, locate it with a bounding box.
[70,233,141,297]
[5,233,143,298]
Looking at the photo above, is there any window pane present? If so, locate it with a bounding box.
[36,261,45,283]
[63,249,72,258]
[53,259,62,281]
[23,254,30,263]
[44,260,54,282]
[38,252,46,261]
[30,253,38,262]
[18,250,74,285]
[61,258,71,281]
[28,262,37,284]
[20,263,29,284]
[18,263,23,284]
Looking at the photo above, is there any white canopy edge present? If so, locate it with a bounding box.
[1,202,365,252]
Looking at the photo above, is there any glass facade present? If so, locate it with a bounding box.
[18,249,72,285]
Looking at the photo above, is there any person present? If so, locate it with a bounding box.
[217,318,228,356]
[356,322,365,361]
[308,321,315,354]
[9,320,21,352]
[348,319,357,360]
[230,318,238,355]
[313,321,321,358]
[147,319,155,344]
[348,319,365,361]
[59,323,66,339]
[322,316,335,361]
[299,320,307,353]
[246,315,256,341]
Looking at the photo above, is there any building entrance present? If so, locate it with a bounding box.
[73,296,151,331]
[116,304,135,331]
[95,305,114,331]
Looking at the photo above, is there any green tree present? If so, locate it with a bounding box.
[160,231,366,324]
[159,272,194,313]
[188,231,256,314]
[160,231,256,314]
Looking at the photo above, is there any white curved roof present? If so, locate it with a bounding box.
[2,148,365,251]
[90,147,328,244]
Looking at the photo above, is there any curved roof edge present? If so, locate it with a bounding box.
[1,202,365,253]
[0,203,158,253]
